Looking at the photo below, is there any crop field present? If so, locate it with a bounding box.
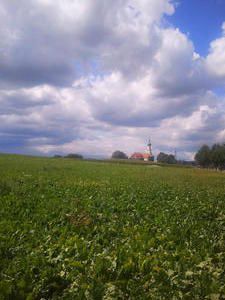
[0,154,225,299]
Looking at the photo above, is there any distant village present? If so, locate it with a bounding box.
[54,139,196,166]
[111,139,195,165]
[112,139,155,162]
[54,139,225,169]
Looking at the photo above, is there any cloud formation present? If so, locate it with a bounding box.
[0,0,225,159]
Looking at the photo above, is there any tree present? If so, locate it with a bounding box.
[211,144,225,170]
[167,154,177,164]
[65,153,83,159]
[157,152,177,164]
[111,151,128,159]
[157,152,167,163]
[195,143,225,169]
[194,145,211,168]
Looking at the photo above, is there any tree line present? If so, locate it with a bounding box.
[54,153,83,159]
[195,143,225,170]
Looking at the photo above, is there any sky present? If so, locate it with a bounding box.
[169,0,225,56]
[0,0,225,160]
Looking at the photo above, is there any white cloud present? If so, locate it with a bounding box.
[0,0,225,159]
[0,0,177,87]
[206,22,225,80]
[74,71,211,127]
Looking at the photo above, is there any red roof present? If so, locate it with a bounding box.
[130,152,144,159]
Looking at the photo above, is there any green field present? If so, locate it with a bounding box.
[0,155,225,299]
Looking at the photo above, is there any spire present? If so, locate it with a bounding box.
[147,138,152,155]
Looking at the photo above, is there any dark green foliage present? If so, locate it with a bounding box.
[0,180,11,196]
[195,143,225,169]
[111,151,128,159]
[0,154,225,299]
[157,152,177,164]
[195,145,212,168]
[211,144,225,170]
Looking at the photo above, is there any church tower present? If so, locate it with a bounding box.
[147,139,153,156]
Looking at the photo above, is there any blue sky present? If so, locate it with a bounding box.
[0,0,225,159]
[169,0,225,55]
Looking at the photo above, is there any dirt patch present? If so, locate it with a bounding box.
[66,212,92,227]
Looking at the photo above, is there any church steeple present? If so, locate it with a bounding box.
[147,139,152,156]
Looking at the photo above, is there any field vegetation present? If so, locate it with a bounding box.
[0,154,225,299]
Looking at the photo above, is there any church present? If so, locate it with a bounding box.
[130,140,154,161]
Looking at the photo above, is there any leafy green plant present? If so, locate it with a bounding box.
[0,154,225,299]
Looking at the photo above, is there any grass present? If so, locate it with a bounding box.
[0,154,225,299]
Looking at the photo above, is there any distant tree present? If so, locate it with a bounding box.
[167,154,177,164]
[157,152,167,163]
[53,155,62,158]
[111,151,128,159]
[65,153,83,159]
[194,145,211,168]
[211,143,225,170]
[157,152,177,164]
